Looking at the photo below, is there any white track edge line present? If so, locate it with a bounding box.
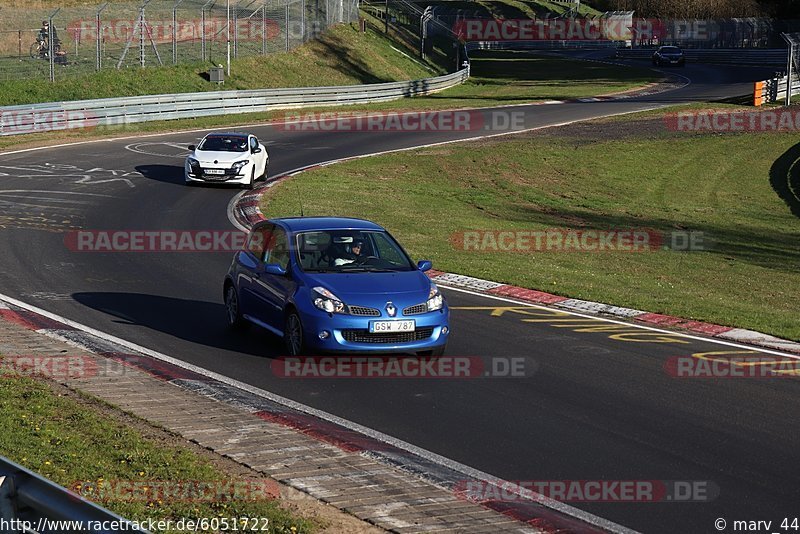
[0,290,636,534]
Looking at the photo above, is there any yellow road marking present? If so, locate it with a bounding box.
[521,318,606,323]
[609,332,690,344]
[451,306,573,318]
[452,306,693,344]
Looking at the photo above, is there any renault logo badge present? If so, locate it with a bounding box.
[385,302,397,317]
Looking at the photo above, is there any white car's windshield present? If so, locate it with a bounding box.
[296,230,415,273]
[198,135,248,152]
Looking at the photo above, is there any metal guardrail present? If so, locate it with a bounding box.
[616,47,788,66]
[0,455,148,533]
[0,67,470,136]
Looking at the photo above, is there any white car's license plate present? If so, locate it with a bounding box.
[369,320,415,333]
[205,168,225,175]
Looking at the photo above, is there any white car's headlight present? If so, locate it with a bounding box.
[187,157,199,166]
[426,283,444,312]
[231,160,249,173]
[313,286,346,314]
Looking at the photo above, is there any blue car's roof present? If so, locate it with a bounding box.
[270,217,385,232]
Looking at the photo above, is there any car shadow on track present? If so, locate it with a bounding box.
[71,291,284,359]
[134,164,186,185]
[770,141,800,218]
[135,164,246,189]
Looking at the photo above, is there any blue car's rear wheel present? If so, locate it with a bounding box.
[284,311,305,356]
[225,285,246,329]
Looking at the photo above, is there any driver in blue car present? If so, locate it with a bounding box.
[334,239,365,266]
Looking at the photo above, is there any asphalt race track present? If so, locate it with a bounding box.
[1,62,797,533]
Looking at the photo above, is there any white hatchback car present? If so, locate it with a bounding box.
[185,132,268,189]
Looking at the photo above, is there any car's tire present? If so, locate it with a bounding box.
[284,311,306,356]
[244,167,255,190]
[260,161,268,181]
[224,284,247,330]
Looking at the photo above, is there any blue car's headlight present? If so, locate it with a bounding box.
[426,283,444,312]
[231,160,249,173]
[313,286,346,314]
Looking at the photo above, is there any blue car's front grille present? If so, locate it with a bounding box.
[348,305,381,317]
[402,303,427,316]
[342,327,435,344]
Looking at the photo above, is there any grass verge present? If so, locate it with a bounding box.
[0,369,314,533]
[0,23,437,106]
[432,51,662,106]
[258,113,800,342]
[0,51,662,152]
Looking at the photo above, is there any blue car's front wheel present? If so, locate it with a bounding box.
[284,311,305,356]
[225,285,247,330]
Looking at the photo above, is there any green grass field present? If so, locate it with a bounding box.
[0,23,438,106]
[0,48,661,151]
[259,115,800,341]
[0,370,312,532]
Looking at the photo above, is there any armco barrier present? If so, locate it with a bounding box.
[0,38,637,136]
[0,68,469,136]
[616,47,788,66]
[0,455,147,532]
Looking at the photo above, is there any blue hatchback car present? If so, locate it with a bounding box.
[223,217,450,356]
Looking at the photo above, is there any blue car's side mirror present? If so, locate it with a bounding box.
[238,250,258,270]
[417,260,432,272]
[264,263,287,276]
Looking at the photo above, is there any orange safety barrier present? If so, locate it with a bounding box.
[754,81,764,106]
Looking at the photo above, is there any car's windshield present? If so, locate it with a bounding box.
[661,47,681,52]
[295,230,416,273]
[198,135,248,152]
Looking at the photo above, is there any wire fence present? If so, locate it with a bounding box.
[0,0,359,81]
